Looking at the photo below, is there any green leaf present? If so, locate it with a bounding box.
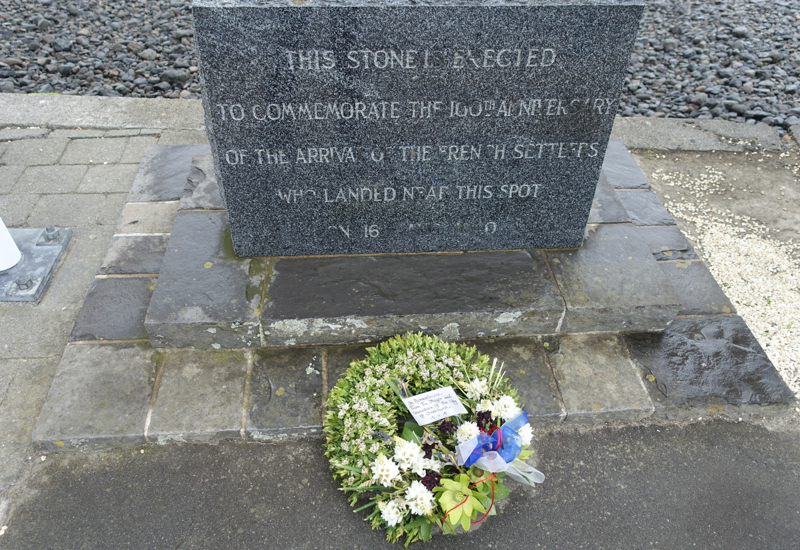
[420,521,432,541]
[405,516,429,529]
[387,379,405,401]
[353,501,377,512]
[341,485,387,492]
[494,481,511,501]
[401,421,423,441]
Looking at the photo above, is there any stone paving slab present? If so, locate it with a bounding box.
[247,347,323,437]
[325,344,371,392]
[624,316,795,420]
[0,194,37,226]
[27,193,127,228]
[1,306,76,359]
[472,337,565,425]
[115,201,178,235]
[147,350,247,443]
[16,165,88,194]
[178,154,224,211]
[0,137,68,165]
[657,260,736,316]
[543,333,654,423]
[616,189,676,226]
[120,136,160,164]
[546,223,681,333]
[69,277,156,341]
[602,139,651,189]
[588,171,631,224]
[145,211,263,349]
[263,250,564,346]
[128,144,211,202]
[60,138,128,164]
[78,164,140,193]
[0,165,25,194]
[0,128,50,140]
[31,343,155,451]
[98,235,168,275]
[49,129,106,139]
[635,225,698,261]
[156,130,210,146]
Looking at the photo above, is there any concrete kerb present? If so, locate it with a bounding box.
[0,94,205,132]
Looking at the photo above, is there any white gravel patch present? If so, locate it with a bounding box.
[651,164,800,398]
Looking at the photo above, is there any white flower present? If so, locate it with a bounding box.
[411,456,442,476]
[393,437,424,471]
[475,399,493,413]
[379,498,406,527]
[517,422,533,446]
[493,395,521,421]
[405,480,435,516]
[463,378,489,400]
[456,421,480,444]
[371,454,401,487]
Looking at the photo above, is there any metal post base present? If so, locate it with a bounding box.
[0,226,72,302]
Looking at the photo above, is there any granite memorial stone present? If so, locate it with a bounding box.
[193,0,644,256]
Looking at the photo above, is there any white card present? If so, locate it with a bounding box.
[402,386,468,426]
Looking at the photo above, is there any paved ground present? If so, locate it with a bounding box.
[0,95,799,547]
[1,421,798,549]
[0,96,208,529]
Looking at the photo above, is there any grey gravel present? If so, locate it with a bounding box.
[0,0,799,130]
[622,0,800,134]
[0,0,200,99]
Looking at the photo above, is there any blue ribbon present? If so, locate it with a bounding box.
[463,410,529,468]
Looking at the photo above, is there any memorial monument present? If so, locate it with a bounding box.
[141,0,676,349]
[193,0,645,256]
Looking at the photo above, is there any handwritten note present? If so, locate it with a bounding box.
[402,386,467,426]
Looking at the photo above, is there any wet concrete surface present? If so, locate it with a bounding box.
[2,421,799,549]
[633,148,800,258]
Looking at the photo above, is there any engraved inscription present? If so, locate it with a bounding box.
[214,97,615,123]
[284,48,557,71]
[222,142,601,166]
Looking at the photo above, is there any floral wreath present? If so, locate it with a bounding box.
[324,333,544,545]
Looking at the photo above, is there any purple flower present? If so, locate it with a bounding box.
[420,470,441,491]
[422,441,437,459]
[438,419,456,435]
[476,411,494,430]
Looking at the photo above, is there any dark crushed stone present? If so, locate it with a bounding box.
[0,0,798,133]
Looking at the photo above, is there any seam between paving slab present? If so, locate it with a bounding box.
[539,250,568,334]
[536,343,568,422]
[143,350,166,441]
[240,349,254,439]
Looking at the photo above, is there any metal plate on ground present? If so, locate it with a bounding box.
[0,227,72,302]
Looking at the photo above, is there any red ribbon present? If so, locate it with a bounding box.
[486,426,503,451]
[469,473,497,526]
